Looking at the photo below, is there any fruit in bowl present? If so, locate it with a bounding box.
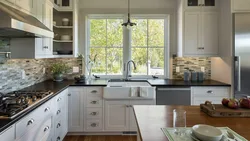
[221,98,230,106]
[240,98,250,109]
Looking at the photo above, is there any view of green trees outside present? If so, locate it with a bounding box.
[89,18,165,76]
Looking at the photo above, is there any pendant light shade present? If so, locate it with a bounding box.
[122,0,136,28]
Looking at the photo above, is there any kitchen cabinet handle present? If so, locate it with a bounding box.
[91,101,98,104]
[91,123,97,127]
[57,110,61,115]
[126,105,129,108]
[57,123,61,128]
[27,119,34,125]
[57,136,61,141]
[44,126,50,132]
[207,90,213,94]
[91,90,98,93]
[90,112,98,115]
[57,97,62,102]
[68,93,71,96]
[44,107,50,112]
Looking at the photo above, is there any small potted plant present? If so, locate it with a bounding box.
[50,62,70,82]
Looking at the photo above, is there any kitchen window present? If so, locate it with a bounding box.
[86,15,169,78]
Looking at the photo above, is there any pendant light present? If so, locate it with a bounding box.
[122,0,136,29]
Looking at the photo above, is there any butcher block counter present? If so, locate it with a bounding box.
[133,105,250,141]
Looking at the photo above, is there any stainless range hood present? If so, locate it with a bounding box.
[0,2,54,38]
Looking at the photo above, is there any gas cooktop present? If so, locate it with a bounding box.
[0,90,53,119]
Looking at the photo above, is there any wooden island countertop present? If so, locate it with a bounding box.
[133,105,250,141]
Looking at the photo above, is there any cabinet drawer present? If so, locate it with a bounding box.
[42,100,53,118]
[85,119,103,131]
[54,119,67,141]
[0,125,15,141]
[55,93,66,109]
[54,106,66,120]
[86,108,103,119]
[16,106,44,139]
[86,98,103,108]
[192,87,229,97]
[35,117,52,141]
[86,87,103,97]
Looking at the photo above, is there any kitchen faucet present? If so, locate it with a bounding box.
[125,60,137,80]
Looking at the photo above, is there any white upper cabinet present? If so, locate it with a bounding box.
[231,0,250,12]
[54,0,73,11]
[185,0,219,10]
[177,0,219,57]
[15,0,35,14]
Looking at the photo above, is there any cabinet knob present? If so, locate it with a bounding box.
[57,123,61,128]
[57,97,62,102]
[91,123,97,127]
[57,136,61,141]
[90,112,98,115]
[27,119,34,126]
[91,101,98,104]
[68,93,71,96]
[207,90,213,94]
[44,126,50,132]
[57,110,61,115]
[44,107,50,112]
[126,105,129,108]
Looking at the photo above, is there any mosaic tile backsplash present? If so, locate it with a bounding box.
[0,58,81,94]
[172,57,211,80]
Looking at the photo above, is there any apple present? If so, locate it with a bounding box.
[222,98,230,106]
[240,98,250,109]
[228,99,240,109]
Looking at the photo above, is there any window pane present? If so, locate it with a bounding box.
[90,48,106,75]
[107,48,123,75]
[90,19,107,47]
[148,19,164,47]
[132,19,147,47]
[107,19,123,47]
[132,48,147,75]
[148,48,164,75]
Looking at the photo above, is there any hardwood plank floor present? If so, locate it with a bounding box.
[63,135,137,141]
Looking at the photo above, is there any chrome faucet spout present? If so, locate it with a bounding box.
[125,60,136,80]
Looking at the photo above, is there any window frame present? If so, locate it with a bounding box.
[85,14,170,79]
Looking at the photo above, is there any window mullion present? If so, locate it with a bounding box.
[106,19,108,75]
[147,19,149,75]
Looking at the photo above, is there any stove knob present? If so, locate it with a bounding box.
[32,96,37,102]
[16,99,22,104]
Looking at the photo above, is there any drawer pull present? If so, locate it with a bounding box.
[44,126,50,132]
[57,136,61,141]
[207,90,213,94]
[91,101,98,104]
[90,112,98,115]
[68,93,71,96]
[91,123,98,127]
[57,123,61,128]
[44,107,50,112]
[27,119,34,126]
[57,110,61,115]
[57,97,62,102]
[91,90,98,93]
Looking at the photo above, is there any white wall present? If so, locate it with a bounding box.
[211,0,232,84]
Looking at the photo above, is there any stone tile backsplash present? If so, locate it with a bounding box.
[172,57,211,80]
[0,58,81,94]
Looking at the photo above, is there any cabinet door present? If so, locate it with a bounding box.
[104,100,129,131]
[16,0,34,13]
[232,0,250,12]
[184,12,201,55]
[5,0,16,4]
[202,12,218,55]
[0,126,15,141]
[68,88,84,132]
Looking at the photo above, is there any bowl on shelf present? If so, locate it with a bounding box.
[192,124,223,141]
[62,18,70,26]
[60,35,71,41]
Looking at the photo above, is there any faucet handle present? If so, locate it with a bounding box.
[128,75,132,77]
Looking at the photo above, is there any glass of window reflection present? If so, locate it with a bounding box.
[173,109,186,136]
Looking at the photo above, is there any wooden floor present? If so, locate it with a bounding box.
[63,135,137,141]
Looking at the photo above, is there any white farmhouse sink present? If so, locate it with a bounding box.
[103,81,156,100]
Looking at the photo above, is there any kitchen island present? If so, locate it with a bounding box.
[133,105,250,141]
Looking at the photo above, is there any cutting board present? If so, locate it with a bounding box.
[200,101,250,117]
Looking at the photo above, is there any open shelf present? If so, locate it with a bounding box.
[53,25,73,29]
[53,40,73,43]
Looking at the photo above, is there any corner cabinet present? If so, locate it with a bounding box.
[231,0,250,12]
[177,0,219,57]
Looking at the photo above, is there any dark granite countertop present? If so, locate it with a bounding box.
[0,78,230,133]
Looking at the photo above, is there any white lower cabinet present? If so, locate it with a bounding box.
[0,125,15,141]
[191,87,230,105]
[68,87,84,132]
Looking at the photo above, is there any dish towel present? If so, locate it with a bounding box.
[131,87,140,97]
[139,87,149,97]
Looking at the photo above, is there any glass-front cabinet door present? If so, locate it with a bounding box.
[187,0,199,6]
[186,0,217,9]
[204,0,215,6]
[54,0,73,11]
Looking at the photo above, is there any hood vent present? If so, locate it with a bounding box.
[0,2,54,38]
